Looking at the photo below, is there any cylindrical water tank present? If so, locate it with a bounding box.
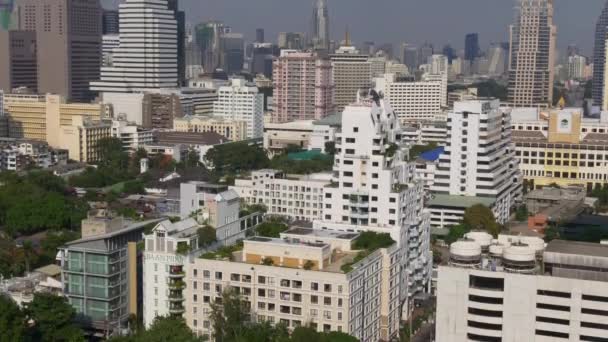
[503,244,536,273]
[449,241,482,267]
[489,244,505,258]
[464,232,493,251]
[520,236,545,254]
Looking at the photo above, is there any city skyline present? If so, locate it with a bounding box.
[100,0,605,55]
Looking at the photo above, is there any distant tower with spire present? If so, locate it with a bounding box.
[311,0,329,51]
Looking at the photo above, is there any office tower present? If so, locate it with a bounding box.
[568,55,587,80]
[222,33,244,75]
[508,0,556,108]
[437,238,608,342]
[13,0,101,102]
[319,92,432,303]
[369,55,387,77]
[0,30,37,92]
[195,21,225,73]
[442,44,456,64]
[278,32,305,50]
[418,42,434,68]
[402,44,418,74]
[60,211,164,335]
[256,28,264,43]
[425,54,449,108]
[272,50,334,122]
[101,34,120,67]
[464,33,480,63]
[168,0,186,86]
[329,46,371,112]
[429,99,522,228]
[213,78,264,139]
[487,42,508,76]
[91,0,178,93]
[376,73,443,122]
[250,43,277,78]
[311,0,329,51]
[593,1,608,106]
[102,9,119,34]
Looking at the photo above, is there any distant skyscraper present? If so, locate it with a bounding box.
[91,0,178,93]
[508,0,556,108]
[256,28,264,43]
[442,44,456,64]
[568,55,587,80]
[487,43,508,76]
[0,30,37,92]
[13,0,101,101]
[401,44,418,74]
[222,33,244,75]
[168,0,186,86]
[311,0,329,51]
[593,1,608,106]
[330,46,371,111]
[464,33,480,62]
[102,9,119,35]
[250,43,277,78]
[418,42,434,67]
[196,21,225,74]
[278,32,305,50]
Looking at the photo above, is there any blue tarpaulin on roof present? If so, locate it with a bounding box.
[419,147,444,161]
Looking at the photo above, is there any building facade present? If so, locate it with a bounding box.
[593,1,608,107]
[429,100,522,228]
[111,119,154,151]
[311,0,329,51]
[213,78,264,139]
[0,30,38,93]
[173,116,247,142]
[507,0,556,108]
[330,47,371,112]
[272,51,334,123]
[90,0,178,93]
[59,116,112,163]
[376,73,443,123]
[13,0,101,101]
[231,169,332,222]
[437,238,608,342]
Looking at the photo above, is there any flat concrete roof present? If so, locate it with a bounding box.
[428,194,496,209]
[282,227,359,240]
[545,240,608,258]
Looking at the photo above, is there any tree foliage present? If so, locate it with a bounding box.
[255,217,288,238]
[197,225,217,247]
[463,204,501,237]
[515,205,529,222]
[269,154,333,175]
[205,142,270,175]
[444,224,471,245]
[0,295,28,342]
[109,316,202,342]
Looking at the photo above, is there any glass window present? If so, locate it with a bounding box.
[86,254,109,275]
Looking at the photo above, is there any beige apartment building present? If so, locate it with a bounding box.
[59,116,112,163]
[173,116,247,142]
[183,228,401,342]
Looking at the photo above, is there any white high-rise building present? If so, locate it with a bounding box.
[429,99,522,228]
[487,43,508,76]
[376,73,443,123]
[568,55,587,80]
[437,237,608,342]
[424,54,449,108]
[330,46,372,112]
[311,0,330,51]
[315,92,432,301]
[213,78,264,139]
[91,0,178,93]
[101,34,120,67]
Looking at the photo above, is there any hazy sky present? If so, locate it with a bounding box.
[103,0,606,56]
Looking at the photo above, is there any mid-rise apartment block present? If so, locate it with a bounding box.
[173,116,247,142]
[376,73,444,123]
[430,100,522,228]
[272,50,334,123]
[111,119,154,152]
[185,228,401,341]
[58,116,112,163]
[13,0,101,102]
[60,210,164,335]
[437,236,608,342]
[330,46,371,112]
[231,169,332,222]
[213,78,264,139]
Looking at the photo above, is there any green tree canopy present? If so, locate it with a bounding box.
[0,295,28,342]
[205,142,270,175]
[25,293,84,342]
[198,225,217,247]
[255,217,288,238]
[463,204,501,237]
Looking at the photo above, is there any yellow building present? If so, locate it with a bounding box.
[59,116,112,163]
[4,94,104,143]
[514,108,608,191]
[173,116,247,141]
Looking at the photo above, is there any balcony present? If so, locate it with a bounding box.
[168,280,185,290]
[169,305,185,314]
[168,271,185,278]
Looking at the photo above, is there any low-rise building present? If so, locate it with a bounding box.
[184,228,401,342]
[59,116,112,163]
[173,116,248,142]
[0,140,68,171]
[401,121,448,146]
[0,265,63,307]
[263,120,315,156]
[231,169,332,222]
[111,119,154,151]
[437,237,608,342]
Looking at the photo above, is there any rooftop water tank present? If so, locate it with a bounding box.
[464,232,493,251]
[503,244,536,274]
[449,240,482,267]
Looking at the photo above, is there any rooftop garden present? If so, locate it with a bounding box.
[200,241,244,261]
[254,217,288,238]
[340,232,395,273]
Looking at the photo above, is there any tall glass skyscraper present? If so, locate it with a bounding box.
[592,1,608,107]
[464,33,480,62]
[311,0,329,51]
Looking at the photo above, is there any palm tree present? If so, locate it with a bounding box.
[21,240,34,274]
